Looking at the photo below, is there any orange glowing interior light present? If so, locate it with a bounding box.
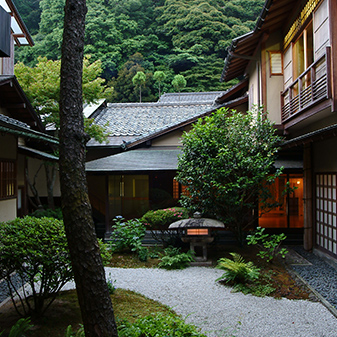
[187,228,209,235]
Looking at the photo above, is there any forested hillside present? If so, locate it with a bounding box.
[14,0,264,102]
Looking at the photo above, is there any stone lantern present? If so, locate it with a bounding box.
[168,212,225,262]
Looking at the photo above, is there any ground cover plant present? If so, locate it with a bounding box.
[158,246,195,270]
[211,245,311,299]
[0,289,203,337]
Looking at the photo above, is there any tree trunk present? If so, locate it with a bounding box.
[59,1,118,336]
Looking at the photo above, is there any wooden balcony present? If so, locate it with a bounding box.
[281,47,331,123]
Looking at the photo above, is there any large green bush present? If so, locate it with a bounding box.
[141,207,189,246]
[0,216,73,318]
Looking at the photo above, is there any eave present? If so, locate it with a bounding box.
[0,75,44,131]
[0,0,34,46]
[221,0,300,82]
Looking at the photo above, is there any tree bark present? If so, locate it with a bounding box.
[59,1,118,336]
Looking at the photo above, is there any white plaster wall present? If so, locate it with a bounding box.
[265,31,284,124]
[151,130,184,147]
[0,199,16,221]
[27,158,61,197]
[246,58,260,110]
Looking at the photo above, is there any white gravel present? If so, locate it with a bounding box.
[63,267,337,337]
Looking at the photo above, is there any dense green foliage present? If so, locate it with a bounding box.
[0,217,72,318]
[109,216,148,261]
[141,207,189,246]
[176,108,283,243]
[246,227,288,262]
[158,246,194,269]
[118,313,207,337]
[14,0,264,101]
[14,56,111,142]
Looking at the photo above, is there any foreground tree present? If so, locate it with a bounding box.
[176,108,283,244]
[59,0,118,336]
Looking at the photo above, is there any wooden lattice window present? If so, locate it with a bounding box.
[315,173,337,256]
[0,160,16,199]
[173,179,179,199]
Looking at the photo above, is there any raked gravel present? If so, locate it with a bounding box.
[62,266,337,337]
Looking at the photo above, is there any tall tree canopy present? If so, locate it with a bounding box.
[15,55,111,141]
[15,0,264,101]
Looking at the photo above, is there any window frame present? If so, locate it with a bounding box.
[0,159,17,200]
[268,51,284,76]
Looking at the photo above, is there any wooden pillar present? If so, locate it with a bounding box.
[105,173,111,238]
[303,143,313,251]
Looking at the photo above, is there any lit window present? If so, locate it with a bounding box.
[187,228,209,235]
[173,179,179,199]
[0,160,16,199]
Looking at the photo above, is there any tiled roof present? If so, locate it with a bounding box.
[87,100,218,147]
[158,91,225,104]
[0,114,58,144]
[86,148,182,172]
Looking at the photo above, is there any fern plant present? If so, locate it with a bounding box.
[216,253,260,284]
[64,325,85,337]
[0,318,33,337]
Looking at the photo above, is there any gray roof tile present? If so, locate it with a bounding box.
[88,100,217,147]
[86,148,182,171]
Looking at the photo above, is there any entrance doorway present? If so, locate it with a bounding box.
[259,174,304,228]
[108,175,149,220]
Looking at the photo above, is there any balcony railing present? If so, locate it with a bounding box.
[281,47,331,123]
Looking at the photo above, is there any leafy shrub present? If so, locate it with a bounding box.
[158,246,194,270]
[216,253,260,284]
[0,317,33,337]
[109,216,147,261]
[118,313,207,337]
[30,207,63,220]
[98,238,112,266]
[246,227,288,262]
[0,216,73,318]
[141,207,189,246]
